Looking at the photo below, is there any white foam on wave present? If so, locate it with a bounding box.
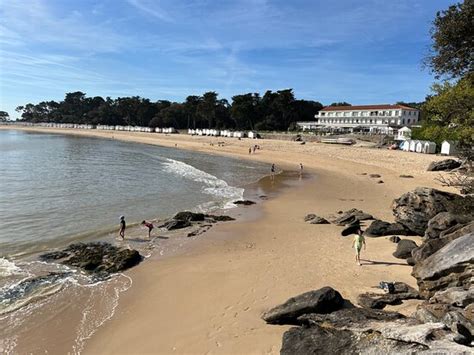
[162,158,244,209]
[0,258,24,278]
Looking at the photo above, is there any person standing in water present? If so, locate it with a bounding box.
[299,163,304,175]
[271,163,276,180]
[119,215,126,240]
[352,227,366,266]
[141,220,154,239]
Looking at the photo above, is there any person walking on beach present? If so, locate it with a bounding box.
[299,163,304,175]
[249,147,252,154]
[119,215,126,240]
[352,227,366,266]
[141,220,154,239]
[271,163,276,181]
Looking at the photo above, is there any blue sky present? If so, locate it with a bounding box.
[0,0,457,118]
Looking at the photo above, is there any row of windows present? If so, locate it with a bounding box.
[320,110,417,118]
[318,118,414,125]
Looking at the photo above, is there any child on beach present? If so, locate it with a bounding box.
[141,220,154,239]
[352,227,366,266]
[119,215,126,240]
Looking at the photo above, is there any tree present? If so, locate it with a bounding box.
[231,93,261,130]
[425,1,474,79]
[329,102,351,107]
[0,111,9,121]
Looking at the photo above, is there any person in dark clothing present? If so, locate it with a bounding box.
[119,215,126,240]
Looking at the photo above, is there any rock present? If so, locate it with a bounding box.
[412,232,474,298]
[365,220,414,237]
[40,242,142,277]
[406,257,416,266]
[399,175,414,178]
[377,180,384,184]
[173,211,205,222]
[393,239,418,259]
[262,287,344,325]
[391,187,473,236]
[308,216,330,224]
[304,214,317,222]
[332,208,374,226]
[430,287,474,308]
[233,200,256,206]
[369,174,382,178]
[389,236,401,243]
[442,311,474,343]
[427,159,462,172]
[159,219,191,230]
[414,302,456,323]
[424,212,470,239]
[298,308,405,328]
[411,238,449,264]
[206,215,235,222]
[464,303,474,322]
[376,322,447,347]
[357,282,420,309]
[440,220,474,239]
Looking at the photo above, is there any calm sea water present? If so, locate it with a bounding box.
[0,130,269,258]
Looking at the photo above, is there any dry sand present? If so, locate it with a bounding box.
[1,127,455,354]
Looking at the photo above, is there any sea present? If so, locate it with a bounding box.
[0,129,270,353]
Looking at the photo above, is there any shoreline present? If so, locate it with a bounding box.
[1,126,454,354]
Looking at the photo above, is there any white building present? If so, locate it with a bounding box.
[301,104,420,133]
[441,140,458,156]
[397,127,412,141]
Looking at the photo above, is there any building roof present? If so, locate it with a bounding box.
[320,104,418,112]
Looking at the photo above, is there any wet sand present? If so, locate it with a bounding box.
[1,126,454,354]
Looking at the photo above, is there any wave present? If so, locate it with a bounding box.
[0,258,24,278]
[161,158,244,209]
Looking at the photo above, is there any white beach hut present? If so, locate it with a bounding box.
[233,131,245,138]
[415,140,426,153]
[441,140,458,156]
[397,127,412,141]
[423,141,436,154]
[409,140,419,152]
[248,131,258,139]
[401,140,411,151]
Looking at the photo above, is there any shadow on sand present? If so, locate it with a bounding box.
[360,259,409,267]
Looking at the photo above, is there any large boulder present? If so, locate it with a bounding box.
[365,220,414,237]
[393,239,418,259]
[40,242,142,277]
[304,214,330,224]
[332,209,374,226]
[391,187,473,236]
[412,233,474,298]
[173,211,205,222]
[427,159,462,172]
[262,287,344,325]
[159,219,191,230]
[424,212,470,239]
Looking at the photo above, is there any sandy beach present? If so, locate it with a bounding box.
[1,126,454,354]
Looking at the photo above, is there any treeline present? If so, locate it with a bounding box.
[15,89,324,131]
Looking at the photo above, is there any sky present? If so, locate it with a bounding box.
[0,0,458,119]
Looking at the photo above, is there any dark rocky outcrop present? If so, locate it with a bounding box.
[233,200,256,206]
[207,215,235,222]
[412,233,474,298]
[40,242,142,277]
[281,307,464,354]
[332,209,374,226]
[173,211,205,222]
[427,159,462,172]
[393,239,418,259]
[262,287,344,325]
[391,187,473,236]
[369,174,382,178]
[399,175,414,178]
[357,282,420,309]
[365,220,414,237]
[389,236,401,243]
[159,219,192,230]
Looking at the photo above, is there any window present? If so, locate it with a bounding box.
[402,119,405,124]
[351,111,358,116]
[343,112,349,117]
[336,112,341,117]
[370,111,378,116]
[320,112,325,116]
